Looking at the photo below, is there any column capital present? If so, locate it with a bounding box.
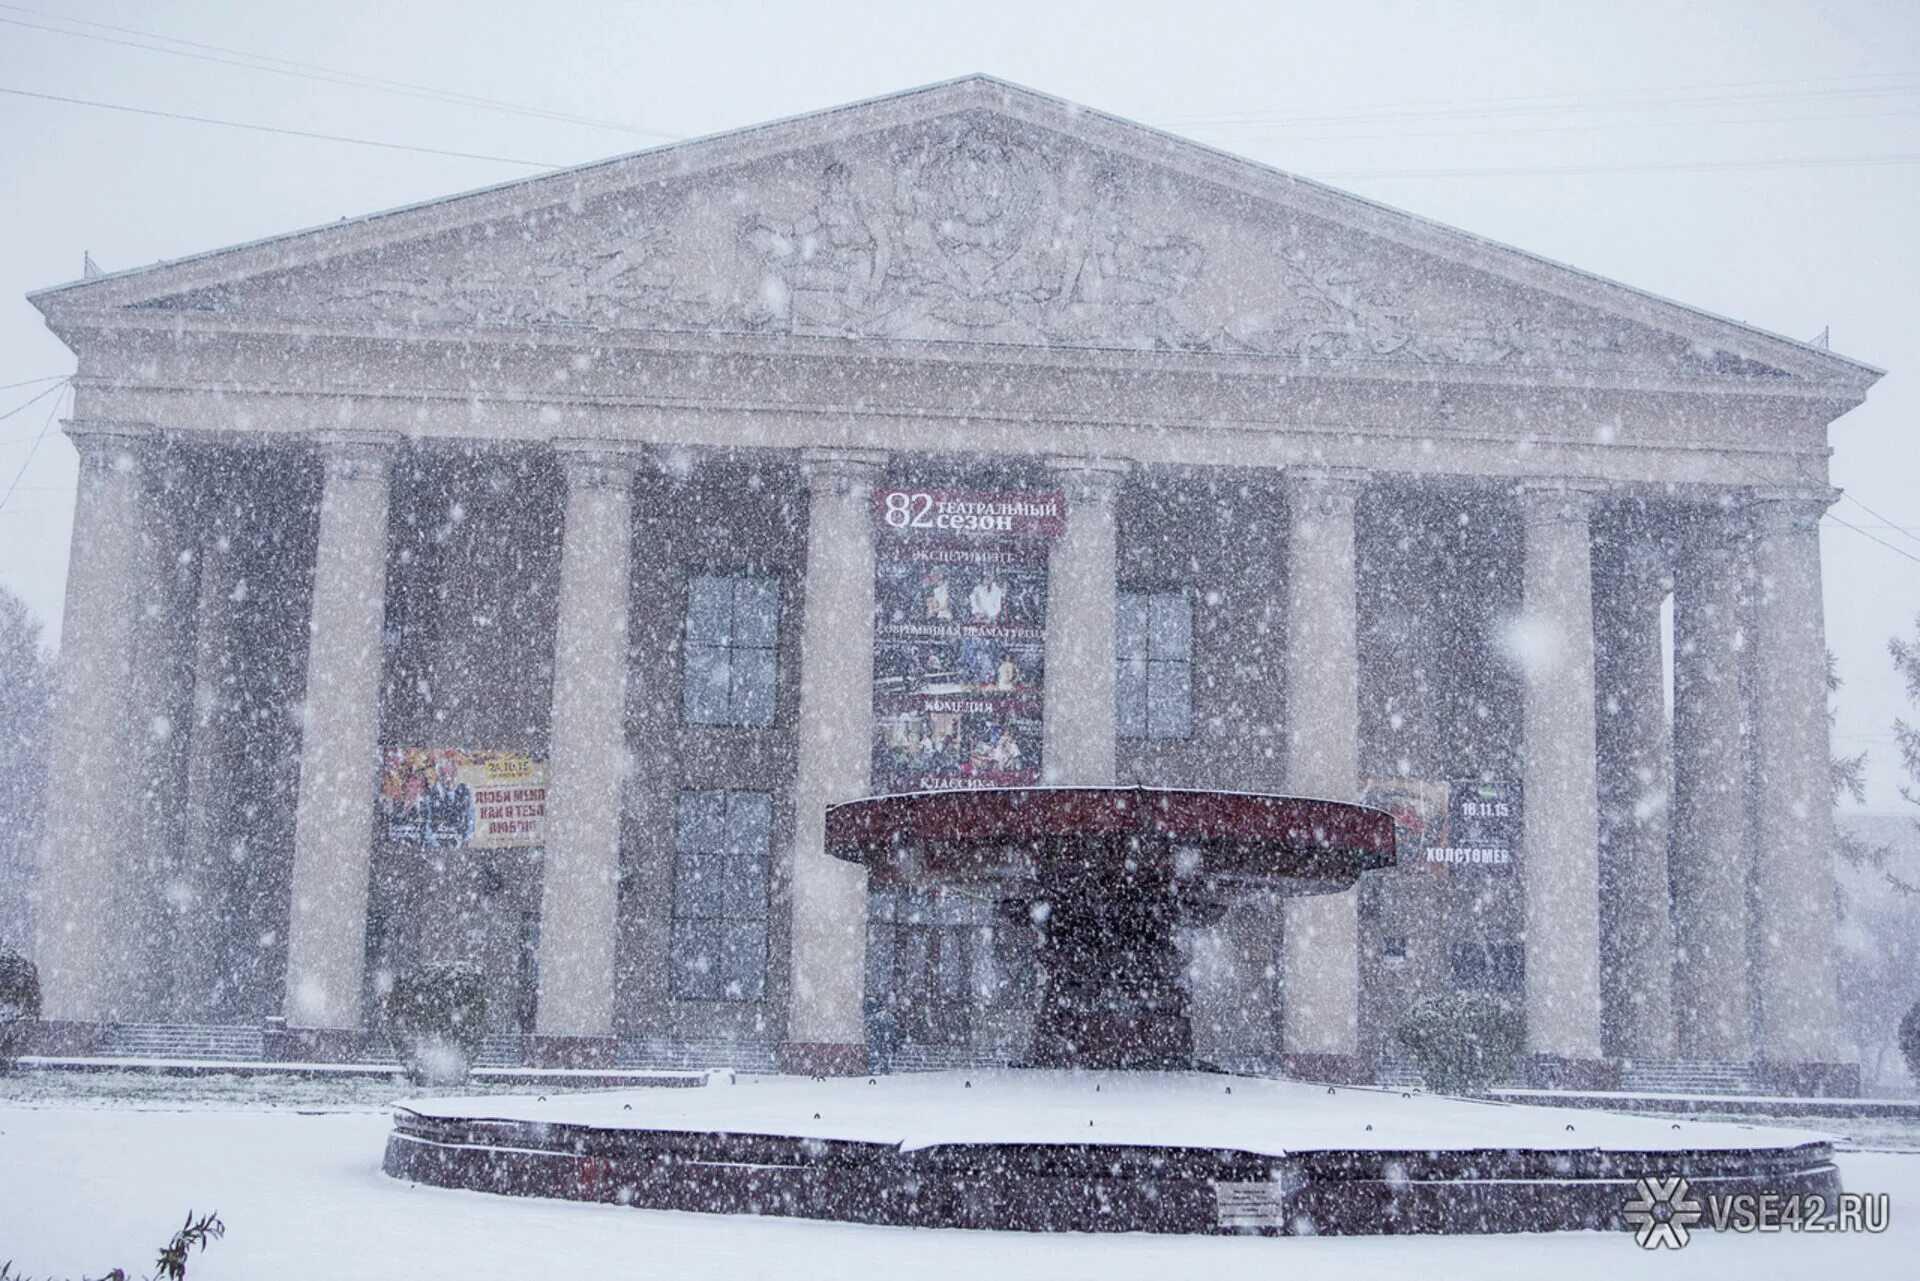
[311,429,400,480]
[1514,479,1607,526]
[63,419,156,472]
[1046,456,1128,503]
[799,447,888,490]
[1284,466,1370,514]
[1678,502,1752,561]
[1746,486,1838,534]
[553,438,648,490]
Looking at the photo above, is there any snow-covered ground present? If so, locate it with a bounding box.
[3,1077,1917,1279]
[399,1069,1835,1155]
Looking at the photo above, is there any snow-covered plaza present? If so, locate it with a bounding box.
[2,1073,1917,1277]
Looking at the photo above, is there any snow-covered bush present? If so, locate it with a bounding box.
[1900,999,1920,1087]
[1394,990,1525,1095]
[0,944,39,1071]
[382,964,487,1087]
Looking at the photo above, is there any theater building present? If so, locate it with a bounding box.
[25,77,1878,1092]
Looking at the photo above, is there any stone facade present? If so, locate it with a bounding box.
[26,77,1878,1089]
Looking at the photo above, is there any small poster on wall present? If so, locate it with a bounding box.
[380,747,549,850]
[1357,777,1522,871]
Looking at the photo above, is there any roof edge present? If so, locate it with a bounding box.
[29,73,1883,391]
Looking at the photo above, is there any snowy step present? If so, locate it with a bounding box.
[1620,1060,1763,1095]
[617,1038,780,1073]
[101,1024,266,1060]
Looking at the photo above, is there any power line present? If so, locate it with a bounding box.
[0,383,69,521]
[1176,106,1920,147]
[1789,460,1920,553]
[1727,458,1920,569]
[1308,152,1920,180]
[0,373,68,394]
[0,3,678,140]
[0,86,562,168]
[1164,73,1920,129]
[1824,509,1920,567]
[0,380,68,427]
[1163,69,1919,123]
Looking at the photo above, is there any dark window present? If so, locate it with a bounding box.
[1381,935,1408,960]
[683,575,779,727]
[669,790,771,1001]
[1447,940,1523,995]
[1117,590,1193,739]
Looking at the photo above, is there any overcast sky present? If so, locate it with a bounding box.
[1,0,1916,808]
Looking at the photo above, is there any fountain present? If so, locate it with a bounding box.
[384,786,1843,1236]
[826,786,1395,1069]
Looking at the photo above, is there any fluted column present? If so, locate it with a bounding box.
[280,431,396,1057]
[1280,468,1368,1081]
[1043,458,1126,784]
[1669,513,1751,1061]
[530,442,640,1068]
[35,423,155,1043]
[780,448,886,1075]
[1516,482,1608,1082]
[1595,539,1677,1061]
[1748,489,1851,1093]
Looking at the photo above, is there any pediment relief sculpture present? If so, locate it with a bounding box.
[134,115,1785,378]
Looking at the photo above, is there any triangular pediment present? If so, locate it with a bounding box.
[33,76,1876,389]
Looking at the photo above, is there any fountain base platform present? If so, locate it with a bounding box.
[384,1069,1838,1235]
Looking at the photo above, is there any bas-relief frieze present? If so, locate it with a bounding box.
[136,115,1785,379]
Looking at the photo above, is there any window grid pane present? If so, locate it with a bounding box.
[1117,590,1194,740]
[670,788,773,1001]
[683,574,780,726]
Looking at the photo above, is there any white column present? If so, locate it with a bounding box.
[1043,458,1126,784]
[1669,514,1751,1061]
[1595,540,1677,1060]
[282,432,396,1043]
[1516,482,1606,1068]
[1280,468,1366,1076]
[782,448,885,1073]
[169,527,242,1020]
[1748,490,1845,1082]
[533,442,639,1061]
[35,423,154,1032]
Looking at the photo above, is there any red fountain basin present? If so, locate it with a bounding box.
[826,787,1397,1070]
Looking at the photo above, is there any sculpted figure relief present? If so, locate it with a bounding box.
[141,118,1776,376]
[744,130,1202,344]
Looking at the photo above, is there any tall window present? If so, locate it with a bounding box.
[683,575,779,726]
[1117,590,1193,739]
[670,790,771,1001]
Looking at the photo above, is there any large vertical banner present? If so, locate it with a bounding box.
[870,488,1066,794]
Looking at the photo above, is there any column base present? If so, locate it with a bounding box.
[778,1041,870,1077]
[1281,1051,1375,1085]
[524,1035,616,1070]
[264,1026,367,1064]
[1758,1060,1861,1098]
[1525,1054,1621,1091]
[25,1019,109,1057]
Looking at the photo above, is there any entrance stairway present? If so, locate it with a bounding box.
[1618,1060,1763,1096]
[100,1023,266,1061]
[1374,1054,1765,1096]
[97,1024,525,1067]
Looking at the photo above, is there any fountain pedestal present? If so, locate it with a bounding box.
[825,786,1396,1071]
